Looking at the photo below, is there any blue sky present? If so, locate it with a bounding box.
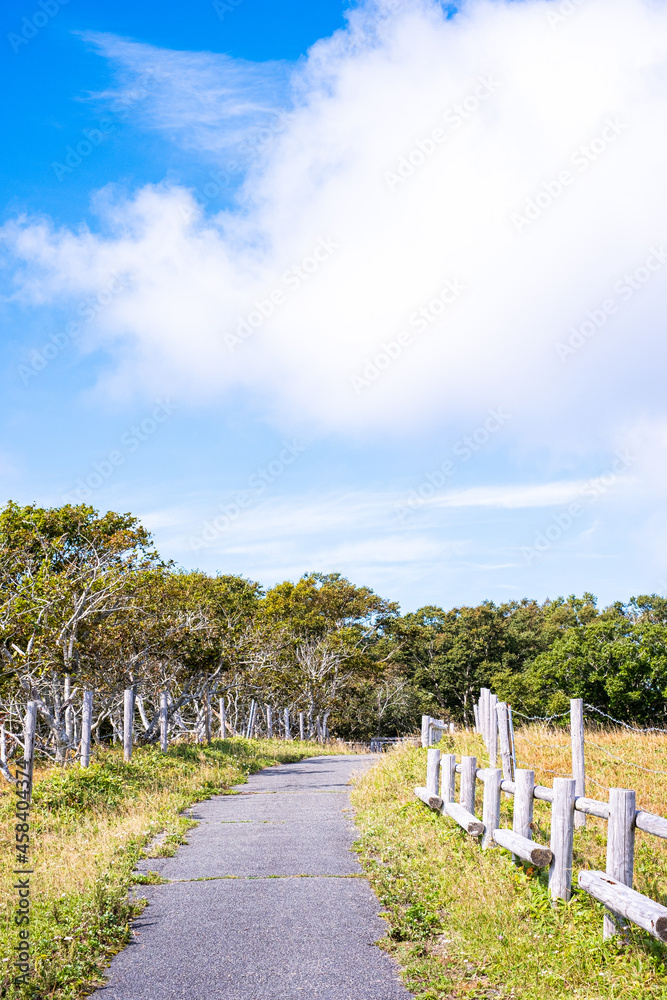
[2,0,667,612]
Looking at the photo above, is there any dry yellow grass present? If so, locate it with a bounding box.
[351,726,667,1000]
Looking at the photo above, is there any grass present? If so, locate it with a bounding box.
[0,736,349,999]
[351,726,667,1000]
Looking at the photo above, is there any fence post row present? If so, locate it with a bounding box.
[160,691,169,751]
[549,777,576,902]
[426,748,441,797]
[80,690,93,768]
[123,687,134,763]
[496,701,514,781]
[482,768,502,850]
[513,768,535,841]
[488,693,498,767]
[23,701,37,798]
[479,688,489,746]
[416,688,667,941]
[570,697,586,829]
[204,690,212,744]
[64,674,73,742]
[604,788,636,938]
[441,753,456,803]
[245,699,256,739]
[460,755,477,816]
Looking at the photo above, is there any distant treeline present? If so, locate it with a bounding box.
[0,501,664,745]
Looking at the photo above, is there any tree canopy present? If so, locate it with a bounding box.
[0,501,664,747]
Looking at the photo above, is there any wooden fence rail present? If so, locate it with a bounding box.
[415,694,667,944]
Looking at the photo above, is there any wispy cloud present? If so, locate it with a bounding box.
[78,31,292,157]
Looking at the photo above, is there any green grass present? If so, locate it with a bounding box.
[351,742,667,1000]
[0,737,345,999]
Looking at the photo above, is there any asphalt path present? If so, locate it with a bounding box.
[94,754,413,1000]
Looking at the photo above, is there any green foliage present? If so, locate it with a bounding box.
[4,500,667,737]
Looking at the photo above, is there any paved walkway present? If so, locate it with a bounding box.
[95,755,413,1000]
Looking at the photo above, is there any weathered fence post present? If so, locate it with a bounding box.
[496,702,513,781]
[0,724,6,768]
[123,688,134,763]
[449,722,455,734]
[426,748,441,797]
[479,690,490,746]
[219,698,226,739]
[299,711,305,740]
[160,691,169,751]
[473,703,480,734]
[284,708,290,739]
[513,768,535,863]
[64,674,73,742]
[604,788,637,938]
[245,699,256,739]
[508,705,517,775]
[203,690,211,744]
[571,698,586,828]
[513,769,535,840]
[266,705,273,739]
[460,755,478,816]
[482,768,502,849]
[441,754,456,802]
[549,777,576,901]
[23,701,37,796]
[80,691,93,768]
[488,694,498,767]
[421,715,431,748]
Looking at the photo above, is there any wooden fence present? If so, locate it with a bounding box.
[415,689,667,944]
[0,690,326,790]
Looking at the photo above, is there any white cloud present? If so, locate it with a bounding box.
[4,0,667,453]
[430,480,605,508]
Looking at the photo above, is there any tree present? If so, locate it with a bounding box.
[0,502,157,758]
